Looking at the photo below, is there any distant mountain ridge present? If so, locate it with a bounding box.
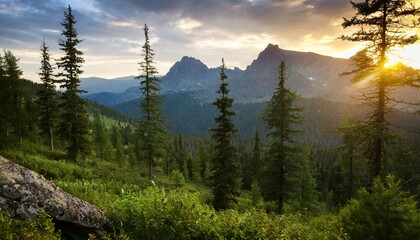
[83,44,355,106]
[161,56,243,93]
[80,76,138,94]
[230,44,353,102]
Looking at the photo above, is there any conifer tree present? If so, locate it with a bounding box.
[198,144,210,181]
[335,117,369,202]
[287,145,319,212]
[56,5,90,162]
[92,111,112,161]
[137,24,168,181]
[339,175,420,239]
[210,58,238,210]
[37,41,57,151]
[0,53,7,141]
[3,50,24,143]
[262,61,304,213]
[341,0,420,177]
[250,129,262,184]
[111,125,125,165]
[175,134,188,176]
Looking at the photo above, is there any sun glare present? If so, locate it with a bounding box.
[385,44,420,69]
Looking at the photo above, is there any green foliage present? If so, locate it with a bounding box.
[56,5,91,162]
[0,52,6,144]
[109,188,282,240]
[110,124,126,165]
[250,180,263,207]
[280,214,348,240]
[137,24,168,181]
[170,170,186,188]
[210,58,239,210]
[0,212,61,240]
[285,145,320,213]
[198,143,211,182]
[92,111,113,161]
[36,41,58,152]
[262,61,304,213]
[338,175,420,240]
[55,179,142,210]
[250,130,262,184]
[2,50,25,143]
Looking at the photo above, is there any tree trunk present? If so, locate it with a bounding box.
[49,127,54,152]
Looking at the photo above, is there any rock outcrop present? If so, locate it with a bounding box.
[0,156,107,238]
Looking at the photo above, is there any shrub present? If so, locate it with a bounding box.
[0,212,60,240]
[109,188,342,240]
[170,170,186,188]
[338,175,420,240]
[280,214,348,240]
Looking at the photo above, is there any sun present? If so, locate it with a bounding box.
[385,44,420,69]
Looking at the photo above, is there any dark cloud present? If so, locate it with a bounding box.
[0,0,356,80]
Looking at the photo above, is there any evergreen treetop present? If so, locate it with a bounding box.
[341,0,420,177]
[211,58,238,210]
[56,5,90,162]
[57,5,85,92]
[37,40,58,151]
[262,61,304,213]
[137,24,168,181]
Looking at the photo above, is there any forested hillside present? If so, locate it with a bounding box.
[1,1,420,240]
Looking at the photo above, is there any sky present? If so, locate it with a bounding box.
[0,0,419,81]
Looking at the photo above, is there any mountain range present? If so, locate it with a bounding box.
[79,44,419,140]
[82,44,354,106]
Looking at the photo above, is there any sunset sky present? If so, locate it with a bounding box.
[1,0,419,81]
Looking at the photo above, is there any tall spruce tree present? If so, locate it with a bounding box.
[250,129,262,184]
[210,58,238,210]
[3,50,24,144]
[137,24,167,181]
[56,5,90,162]
[37,41,57,151]
[341,0,420,178]
[262,61,304,213]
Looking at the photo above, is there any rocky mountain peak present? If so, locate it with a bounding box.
[175,56,207,69]
[162,56,211,91]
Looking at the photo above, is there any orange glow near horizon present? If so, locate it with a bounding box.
[385,44,420,69]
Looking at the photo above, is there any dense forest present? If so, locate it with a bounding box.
[1,1,420,240]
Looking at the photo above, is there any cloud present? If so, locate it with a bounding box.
[0,0,358,80]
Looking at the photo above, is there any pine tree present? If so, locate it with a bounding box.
[3,50,24,144]
[0,53,7,142]
[338,175,420,239]
[287,145,319,212]
[210,58,238,210]
[137,24,168,181]
[198,144,210,182]
[111,125,125,165]
[175,134,188,176]
[335,116,370,202]
[56,5,90,162]
[250,129,262,184]
[37,41,58,151]
[92,111,112,161]
[341,0,420,178]
[262,61,304,213]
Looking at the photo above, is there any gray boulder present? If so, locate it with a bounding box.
[0,155,107,238]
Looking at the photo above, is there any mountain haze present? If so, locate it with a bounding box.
[84,44,354,106]
[80,76,138,94]
[232,44,353,102]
